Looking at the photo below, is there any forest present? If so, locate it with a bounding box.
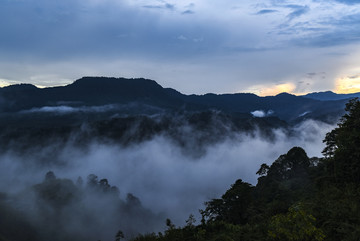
[0,98,359,241]
[130,98,360,241]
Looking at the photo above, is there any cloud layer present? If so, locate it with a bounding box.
[0,119,334,228]
[0,0,360,94]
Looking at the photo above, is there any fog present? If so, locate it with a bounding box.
[0,119,334,240]
[250,109,274,117]
[21,104,156,114]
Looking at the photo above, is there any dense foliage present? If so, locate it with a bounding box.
[130,98,360,241]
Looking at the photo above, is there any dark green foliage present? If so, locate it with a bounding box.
[255,147,314,218]
[202,179,254,225]
[312,184,360,241]
[128,99,360,241]
[323,98,360,184]
[268,204,325,241]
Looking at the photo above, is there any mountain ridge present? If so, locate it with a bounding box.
[0,76,351,122]
[3,77,360,100]
[301,90,360,101]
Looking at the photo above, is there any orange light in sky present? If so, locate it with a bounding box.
[334,75,360,94]
[245,83,296,96]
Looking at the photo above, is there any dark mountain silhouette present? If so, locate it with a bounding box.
[182,92,346,122]
[0,77,185,112]
[302,90,360,101]
[0,76,348,123]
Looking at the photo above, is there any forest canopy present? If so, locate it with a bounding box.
[131,98,360,241]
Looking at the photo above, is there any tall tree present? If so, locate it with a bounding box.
[323,98,360,183]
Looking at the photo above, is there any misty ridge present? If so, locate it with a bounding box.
[0,76,353,241]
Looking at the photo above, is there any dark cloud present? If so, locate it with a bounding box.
[142,5,163,9]
[256,9,278,15]
[284,4,306,9]
[292,19,360,47]
[182,10,195,15]
[0,0,359,94]
[286,5,309,20]
[333,0,360,5]
[305,72,326,81]
[0,0,226,62]
[165,3,175,10]
[143,3,175,10]
[275,9,360,48]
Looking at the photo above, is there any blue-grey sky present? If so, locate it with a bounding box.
[1,0,360,95]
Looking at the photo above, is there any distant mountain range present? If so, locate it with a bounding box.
[1,76,359,152]
[1,76,357,124]
[301,91,360,101]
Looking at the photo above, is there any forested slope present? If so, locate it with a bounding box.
[131,98,360,241]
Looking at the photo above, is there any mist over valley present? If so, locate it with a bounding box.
[2,0,360,239]
[0,77,351,240]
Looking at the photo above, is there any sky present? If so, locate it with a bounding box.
[1,0,360,95]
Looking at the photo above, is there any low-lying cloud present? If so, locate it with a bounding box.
[21,104,119,114]
[251,109,274,117]
[0,119,334,238]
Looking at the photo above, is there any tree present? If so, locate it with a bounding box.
[126,193,141,206]
[87,174,98,187]
[322,98,360,183]
[185,214,196,227]
[265,147,310,181]
[99,178,110,192]
[256,163,270,176]
[254,147,313,216]
[45,171,56,181]
[268,203,325,241]
[115,230,125,241]
[166,218,175,230]
[203,179,254,225]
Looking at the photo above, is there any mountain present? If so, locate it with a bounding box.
[0,77,185,112]
[302,90,360,101]
[182,92,346,122]
[0,76,348,123]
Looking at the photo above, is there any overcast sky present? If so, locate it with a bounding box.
[1,0,360,95]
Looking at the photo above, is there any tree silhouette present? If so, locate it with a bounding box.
[115,230,124,241]
[323,98,360,183]
[45,171,56,181]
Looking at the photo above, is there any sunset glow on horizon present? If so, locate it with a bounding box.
[244,83,297,97]
[334,75,360,94]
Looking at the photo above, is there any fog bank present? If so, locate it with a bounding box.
[0,119,333,234]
